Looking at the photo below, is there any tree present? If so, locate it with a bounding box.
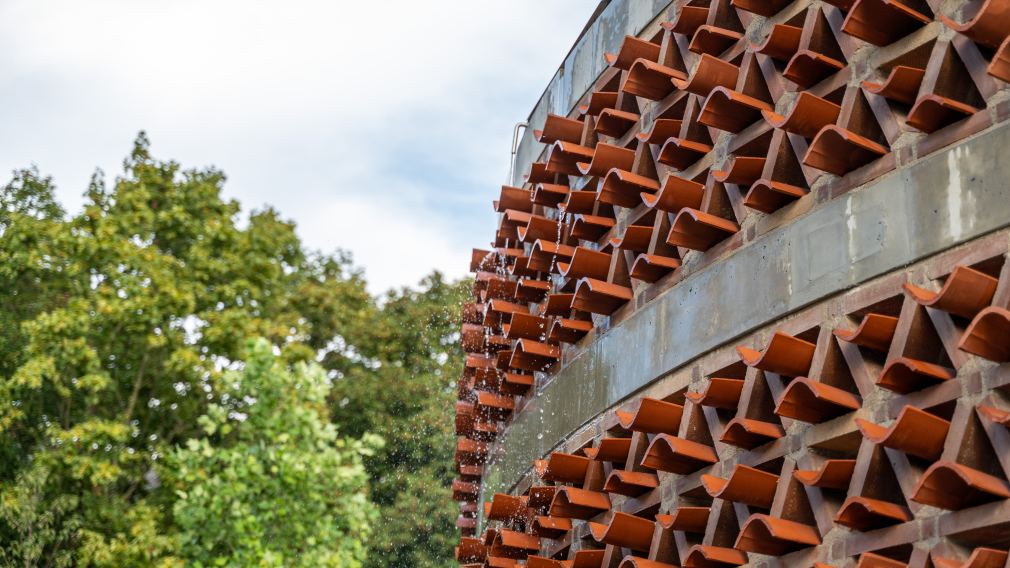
[0,134,464,565]
[170,339,380,567]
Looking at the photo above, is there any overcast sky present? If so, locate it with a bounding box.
[0,0,593,292]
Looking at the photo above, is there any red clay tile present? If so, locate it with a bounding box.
[546,141,596,176]
[720,418,785,449]
[686,377,745,409]
[834,313,899,353]
[642,175,706,212]
[656,137,713,169]
[535,114,584,145]
[528,240,575,273]
[862,65,926,105]
[743,179,808,214]
[580,90,620,116]
[530,515,573,540]
[667,208,739,251]
[989,36,1010,81]
[603,469,659,497]
[876,356,956,394]
[596,108,641,138]
[532,182,570,208]
[475,391,515,420]
[548,487,611,519]
[751,23,803,61]
[731,0,792,16]
[559,247,613,281]
[630,254,682,283]
[641,433,719,473]
[841,0,931,46]
[509,339,559,372]
[616,397,685,434]
[713,156,766,186]
[534,452,592,484]
[485,493,528,522]
[452,479,481,501]
[526,556,567,568]
[623,58,688,100]
[701,464,779,508]
[835,495,912,530]
[804,125,888,176]
[569,550,606,568]
[501,372,534,396]
[784,50,846,88]
[690,26,744,57]
[775,377,862,423]
[737,331,817,377]
[455,537,487,562]
[572,277,633,315]
[575,142,636,177]
[584,437,632,463]
[699,88,774,133]
[930,547,1008,568]
[637,118,684,144]
[548,317,594,344]
[490,528,540,559]
[763,91,842,138]
[959,307,1010,362]
[664,6,709,36]
[911,460,1010,510]
[588,511,655,552]
[541,294,575,317]
[605,35,662,70]
[672,53,739,97]
[503,312,549,341]
[907,94,982,134]
[527,486,558,511]
[600,169,661,208]
[494,185,534,213]
[940,0,1010,49]
[977,404,1010,427]
[855,405,950,460]
[610,225,655,253]
[735,514,821,555]
[558,190,598,215]
[655,506,710,533]
[570,214,617,241]
[903,265,998,319]
[793,459,857,489]
[684,544,749,566]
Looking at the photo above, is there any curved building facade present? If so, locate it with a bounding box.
[455,1,1010,566]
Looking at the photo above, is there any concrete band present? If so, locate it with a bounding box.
[480,118,1010,506]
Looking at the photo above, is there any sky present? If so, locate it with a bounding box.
[0,0,594,292]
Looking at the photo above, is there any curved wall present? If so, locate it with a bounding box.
[481,118,1010,505]
[459,0,1010,561]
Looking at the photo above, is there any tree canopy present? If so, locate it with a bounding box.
[0,134,465,566]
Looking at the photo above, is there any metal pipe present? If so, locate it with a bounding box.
[507,121,528,185]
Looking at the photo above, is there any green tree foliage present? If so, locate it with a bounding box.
[170,339,380,567]
[0,134,466,565]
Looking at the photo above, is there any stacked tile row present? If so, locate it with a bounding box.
[454,0,1010,565]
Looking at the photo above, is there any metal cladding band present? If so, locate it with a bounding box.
[454,0,1010,565]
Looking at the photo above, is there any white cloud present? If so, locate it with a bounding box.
[0,0,592,290]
